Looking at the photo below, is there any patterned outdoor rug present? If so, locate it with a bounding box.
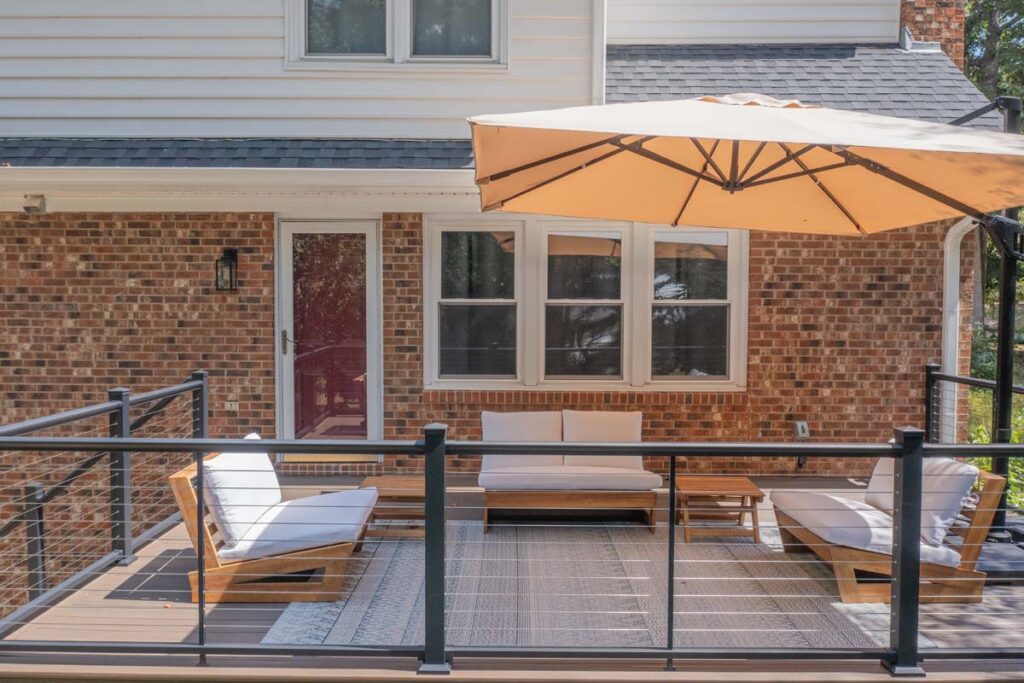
[262,523,891,649]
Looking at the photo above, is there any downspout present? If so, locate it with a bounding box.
[941,217,982,439]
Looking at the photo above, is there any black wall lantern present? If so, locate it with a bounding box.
[215,248,239,291]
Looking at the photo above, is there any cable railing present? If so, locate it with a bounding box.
[0,382,1022,675]
[0,372,206,635]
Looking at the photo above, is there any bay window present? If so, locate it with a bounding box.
[425,217,747,390]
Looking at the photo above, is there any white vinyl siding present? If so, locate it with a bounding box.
[607,0,900,45]
[0,0,598,138]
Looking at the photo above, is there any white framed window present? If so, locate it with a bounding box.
[425,215,748,392]
[287,0,506,70]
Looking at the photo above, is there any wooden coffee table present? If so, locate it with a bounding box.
[674,475,765,544]
[361,475,425,538]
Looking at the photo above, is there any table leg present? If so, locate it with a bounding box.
[681,497,692,544]
[750,499,761,545]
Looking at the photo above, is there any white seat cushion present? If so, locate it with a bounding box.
[479,465,662,491]
[202,433,281,548]
[562,410,644,469]
[218,488,379,562]
[481,411,563,471]
[864,457,979,547]
[770,490,961,568]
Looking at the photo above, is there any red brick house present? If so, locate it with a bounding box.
[0,0,995,476]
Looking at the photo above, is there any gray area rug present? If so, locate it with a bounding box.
[263,523,893,649]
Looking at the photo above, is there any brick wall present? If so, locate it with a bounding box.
[0,212,277,615]
[901,0,966,69]
[379,213,973,476]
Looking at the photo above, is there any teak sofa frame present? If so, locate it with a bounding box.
[774,470,1006,604]
[169,453,366,603]
[482,490,657,533]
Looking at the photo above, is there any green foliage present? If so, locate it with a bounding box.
[966,0,1024,99]
[965,387,1024,506]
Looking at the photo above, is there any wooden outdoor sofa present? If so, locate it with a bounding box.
[478,410,662,532]
[771,457,1005,604]
[169,433,378,603]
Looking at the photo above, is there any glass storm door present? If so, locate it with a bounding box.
[280,222,380,449]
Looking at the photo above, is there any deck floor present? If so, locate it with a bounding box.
[8,478,1024,673]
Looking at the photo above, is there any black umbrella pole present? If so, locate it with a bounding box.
[991,248,1016,537]
[990,97,1022,538]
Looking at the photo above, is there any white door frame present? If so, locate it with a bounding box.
[275,219,383,444]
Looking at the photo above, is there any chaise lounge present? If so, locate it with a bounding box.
[169,433,378,603]
[478,410,662,532]
[771,456,1005,604]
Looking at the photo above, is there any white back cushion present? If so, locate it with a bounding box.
[202,433,282,548]
[563,410,645,469]
[865,456,979,547]
[480,411,563,471]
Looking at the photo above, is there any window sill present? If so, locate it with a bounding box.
[423,379,748,393]
[285,58,509,75]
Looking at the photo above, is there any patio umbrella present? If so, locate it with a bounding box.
[469,93,1024,236]
[469,92,1024,534]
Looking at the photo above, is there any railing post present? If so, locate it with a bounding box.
[923,363,940,443]
[666,455,677,672]
[419,423,451,675]
[108,387,132,565]
[23,483,46,601]
[886,427,925,677]
[190,371,209,666]
[190,371,209,440]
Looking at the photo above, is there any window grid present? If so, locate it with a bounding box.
[424,217,747,392]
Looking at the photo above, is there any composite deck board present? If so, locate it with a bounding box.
[8,481,1024,654]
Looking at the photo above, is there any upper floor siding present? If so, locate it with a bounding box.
[607,0,901,45]
[0,0,906,138]
[0,0,600,138]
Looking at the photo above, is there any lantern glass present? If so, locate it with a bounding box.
[215,249,238,291]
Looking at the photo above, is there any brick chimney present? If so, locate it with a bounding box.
[900,0,965,70]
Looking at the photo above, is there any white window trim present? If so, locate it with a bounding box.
[424,214,749,393]
[286,0,509,72]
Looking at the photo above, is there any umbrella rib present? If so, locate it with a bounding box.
[787,148,866,235]
[736,141,768,184]
[741,144,816,185]
[832,148,987,220]
[672,140,721,226]
[481,143,638,212]
[744,161,852,189]
[690,138,729,183]
[476,134,626,185]
[612,140,723,186]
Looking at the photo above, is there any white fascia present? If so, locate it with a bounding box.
[0,166,480,214]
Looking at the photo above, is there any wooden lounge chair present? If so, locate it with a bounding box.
[168,434,377,603]
[771,459,1005,604]
[479,411,661,533]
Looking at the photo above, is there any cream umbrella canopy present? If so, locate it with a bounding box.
[469,93,1024,237]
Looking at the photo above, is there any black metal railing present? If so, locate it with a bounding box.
[0,427,1017,674]
[0,372,207,635]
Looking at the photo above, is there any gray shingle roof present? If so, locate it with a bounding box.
[0,138,474,169]
[607,44,1001,129]
[0,44,999,169]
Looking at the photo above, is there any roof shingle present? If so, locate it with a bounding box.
[606,44,1000,129]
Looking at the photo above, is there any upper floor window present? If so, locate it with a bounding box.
[293,0,503,67]
[424,217,749,392]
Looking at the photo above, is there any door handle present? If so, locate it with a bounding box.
[281,330,297,355]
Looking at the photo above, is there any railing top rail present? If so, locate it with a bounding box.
[128,379,204,407]
[928,370,1024,395]
[0,436,900,458]
[0,401,121,437]
[0,377,203,437]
